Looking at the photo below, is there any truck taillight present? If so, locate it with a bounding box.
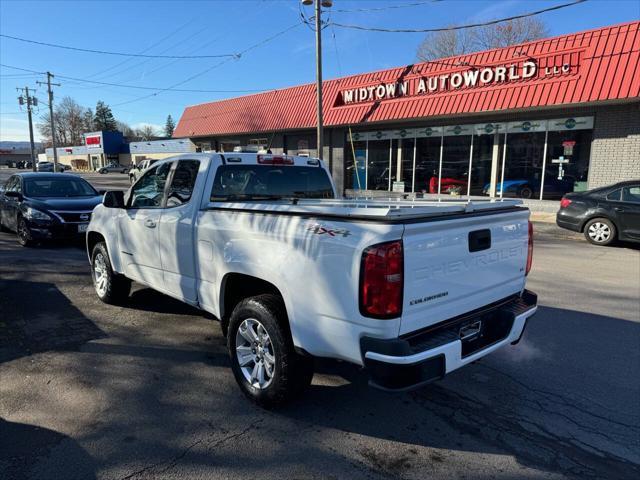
[257,155,294,165]
[560,197,572,209]
[359,240,403,318]
[526,221,533,276]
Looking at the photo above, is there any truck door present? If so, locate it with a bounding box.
[118,162,173,287]
[158,159,201,302]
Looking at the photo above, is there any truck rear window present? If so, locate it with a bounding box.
[210,165,334,201]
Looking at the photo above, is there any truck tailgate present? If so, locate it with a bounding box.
[400,208,529,336]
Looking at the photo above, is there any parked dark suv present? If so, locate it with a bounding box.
[556,180,640,246]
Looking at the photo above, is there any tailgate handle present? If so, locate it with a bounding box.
[468,229,491,252]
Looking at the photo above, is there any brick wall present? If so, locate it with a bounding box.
[589,103,640,188]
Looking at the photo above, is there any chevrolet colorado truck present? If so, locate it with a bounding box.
[87,153,537,407]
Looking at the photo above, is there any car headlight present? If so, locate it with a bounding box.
[24,207,52,221]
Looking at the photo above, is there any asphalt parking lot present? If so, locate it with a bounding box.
[0,168,639,480]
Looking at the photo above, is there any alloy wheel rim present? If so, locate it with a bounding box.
[18,220,29,243]
[93,253,108,297]
[235,318,275,389]
[588,222,610,243]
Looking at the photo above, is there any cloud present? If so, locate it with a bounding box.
[131,122,164,133]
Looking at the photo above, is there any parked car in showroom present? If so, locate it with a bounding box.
[556,180,640,246]
[0,173,103,246]
[99,162,129,174]
[483,175,575,199]
[37,161,67,173]
[128,158,158,184]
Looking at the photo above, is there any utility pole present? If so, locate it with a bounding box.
[314,0,324,161]
[303,0,332,161]
[17,87,38,172]
[37,72,61,172]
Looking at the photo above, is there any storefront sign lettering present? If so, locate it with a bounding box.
[341,59,573,105]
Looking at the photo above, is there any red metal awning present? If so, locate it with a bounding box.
[174,21,640,138]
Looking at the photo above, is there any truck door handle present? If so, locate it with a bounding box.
[144,218,156,228]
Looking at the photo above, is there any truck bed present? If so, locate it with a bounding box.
[206,197,525,222]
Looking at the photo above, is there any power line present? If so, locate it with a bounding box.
[331,0,587,33]
[55,74,268,93]
[0,62,270,94]
[112,21,304,108]
[0,63,44,75]
[83,17,202,80]
[332,1,442,14]
[0,33,239,59]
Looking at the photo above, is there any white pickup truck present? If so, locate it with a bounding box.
[87,153,537,407]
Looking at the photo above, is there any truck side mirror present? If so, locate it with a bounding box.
[103,190,125,209]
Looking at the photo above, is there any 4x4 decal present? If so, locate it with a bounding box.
[306,223,351,238]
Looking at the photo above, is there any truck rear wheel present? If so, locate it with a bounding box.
[228,294,313,408]
[91,242,131,304]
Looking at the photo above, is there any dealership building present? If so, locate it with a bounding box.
[174,21,640,199]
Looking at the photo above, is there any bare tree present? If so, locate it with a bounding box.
[417,26,474,61]
[116,120,136,140]
[135,124,159,141]
[37,96,88,147]
[417,18,549,62]
[473,18,549,50]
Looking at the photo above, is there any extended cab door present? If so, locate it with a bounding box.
[157,159,202,302]
[118,161,173,287]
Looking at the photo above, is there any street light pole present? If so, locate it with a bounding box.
[304,0,332,161]
[314,0,324,161]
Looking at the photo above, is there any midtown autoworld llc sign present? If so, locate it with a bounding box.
[341,60,572,105]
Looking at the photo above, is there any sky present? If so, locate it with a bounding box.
[0,0,638,142]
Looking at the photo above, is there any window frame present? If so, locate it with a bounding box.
[606,188,622,202]
[621,185,640,204]
[127,161,176,210]
[164,159,201,209]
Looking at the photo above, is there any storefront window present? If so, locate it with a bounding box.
[471,132,501,196]
[344,116,594,200]
[441,126,473,195]
[414,136,441,194]
[399,138,415,192]
[545,130,592,197]
[345,140,366,190]
[500,132,546,199]
[367,140,392,191]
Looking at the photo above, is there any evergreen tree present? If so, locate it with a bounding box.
[93,101,117,131]
[164,114,175,138]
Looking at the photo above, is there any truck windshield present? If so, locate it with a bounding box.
[210,165,334,201]
[24,178,98,198]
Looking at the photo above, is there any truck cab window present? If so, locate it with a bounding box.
[211,165,334,201]
[130,162,172,208]
[166,160,200,207]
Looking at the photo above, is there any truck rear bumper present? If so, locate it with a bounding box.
[361,290,537,392]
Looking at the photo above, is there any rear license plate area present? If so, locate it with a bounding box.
[460,311,514,358]
[78,224,88,233]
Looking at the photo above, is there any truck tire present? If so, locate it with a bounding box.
[91,242,131,304]
[583,218,616,246]
[228,294,313,408]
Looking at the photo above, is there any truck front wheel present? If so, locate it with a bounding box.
[228,294,313,408]
[91,242,131,304]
